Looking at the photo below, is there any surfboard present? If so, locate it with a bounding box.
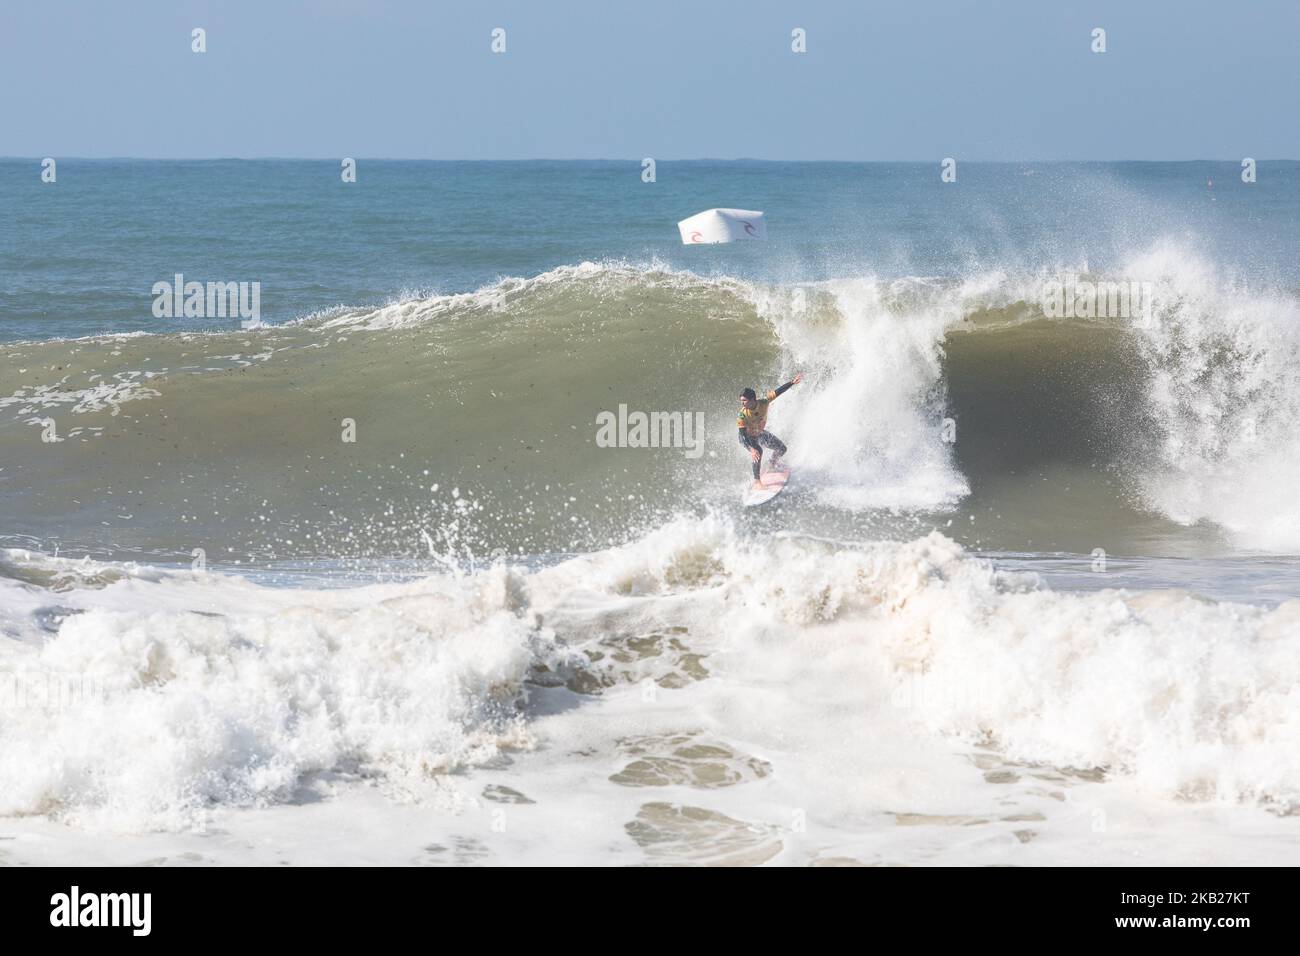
[677,208,767,245]
[743,466,790,507]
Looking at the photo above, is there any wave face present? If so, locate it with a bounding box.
[3,516,1299,834]
[3,243,1300,557]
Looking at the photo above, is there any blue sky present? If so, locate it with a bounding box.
[2,0,1297,160]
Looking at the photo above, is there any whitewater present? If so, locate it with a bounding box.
[3,516,1299,865]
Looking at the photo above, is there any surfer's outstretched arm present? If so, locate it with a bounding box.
[768,371,804,400]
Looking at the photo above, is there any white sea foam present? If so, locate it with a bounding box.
[747,275,980,512]
[530,515,1300,808]
[5,514,1298,845]
[1120,242,1300,549]
[0,560,555,831]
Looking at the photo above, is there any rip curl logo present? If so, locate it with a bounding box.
[50,886,151,936]
[595,405,706,458]
[151,274,261,329]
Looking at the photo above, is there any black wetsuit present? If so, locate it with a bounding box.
[738,380,794,480]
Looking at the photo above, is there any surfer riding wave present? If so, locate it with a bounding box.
[738,372,803,484]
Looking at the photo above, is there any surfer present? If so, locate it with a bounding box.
[738,373,803,484]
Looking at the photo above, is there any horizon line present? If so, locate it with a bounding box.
[3,156,1294,164]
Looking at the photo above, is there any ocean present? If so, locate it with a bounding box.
[2,158,1299,864]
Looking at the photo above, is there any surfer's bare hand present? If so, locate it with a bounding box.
[749,448,761,462]
[793,372,804,385]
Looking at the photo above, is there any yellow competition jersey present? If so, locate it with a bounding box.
[737,389,779,437]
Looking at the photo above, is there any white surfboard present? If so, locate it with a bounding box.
[743,466,790,507]
[677,208,766,245]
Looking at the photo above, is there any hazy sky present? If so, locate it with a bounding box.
[3,0,1297,160]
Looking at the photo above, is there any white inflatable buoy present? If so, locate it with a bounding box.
[677,208,766,244]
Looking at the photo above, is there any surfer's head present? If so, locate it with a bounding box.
[739,387,757,408]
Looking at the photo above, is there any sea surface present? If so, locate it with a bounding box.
[1,159,1299,865]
